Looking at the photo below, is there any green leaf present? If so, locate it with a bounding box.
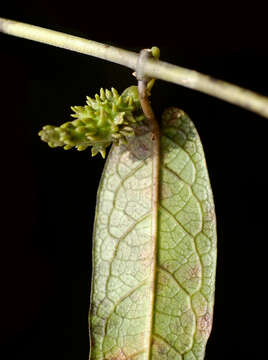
[89,107,217,360]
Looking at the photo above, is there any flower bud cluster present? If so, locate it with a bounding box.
[38,86,145,158]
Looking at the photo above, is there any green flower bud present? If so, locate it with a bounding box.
[38,86,145,158]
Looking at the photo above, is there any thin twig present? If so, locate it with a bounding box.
[136,49,159,138]
[136,49,160,360]
[1,17,268,118]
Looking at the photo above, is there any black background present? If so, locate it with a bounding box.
[1,1,268,359]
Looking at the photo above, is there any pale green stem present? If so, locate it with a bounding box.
[1,17,268,118]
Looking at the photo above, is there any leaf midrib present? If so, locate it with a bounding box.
[146,125,160,360]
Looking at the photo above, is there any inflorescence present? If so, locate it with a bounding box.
[38,86,145,158]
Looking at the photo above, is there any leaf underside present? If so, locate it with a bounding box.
[89,108,217,360]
